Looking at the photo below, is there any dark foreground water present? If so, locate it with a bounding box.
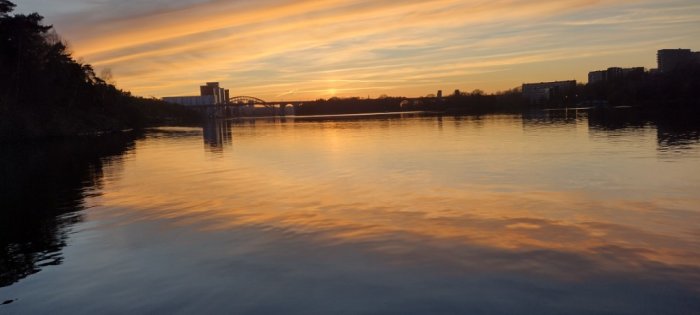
[1,111,699,314]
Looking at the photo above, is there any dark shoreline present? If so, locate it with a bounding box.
[6,103,700,143]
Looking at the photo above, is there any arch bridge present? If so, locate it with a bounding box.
[228,96,305,107]
[229,96,267,106]
[186,96,303,118]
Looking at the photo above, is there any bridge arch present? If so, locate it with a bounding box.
[229,96,266,105]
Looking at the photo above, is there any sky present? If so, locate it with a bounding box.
[16,0,700,101]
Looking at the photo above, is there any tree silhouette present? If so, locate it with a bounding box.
[0,0,14,16]
[0,1,199,140]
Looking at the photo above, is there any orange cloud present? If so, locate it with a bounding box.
[28,0,700,99]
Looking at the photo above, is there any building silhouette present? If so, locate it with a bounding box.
[522,80,576,103]
[162,95,218,106]
[588,49,698,81]
[588,67,645,84]
[588,70,607,84]
[200,82,229,105]
[163,82,230,106]
[657,49,699,73]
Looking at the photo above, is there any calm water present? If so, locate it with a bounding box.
[1,112,700,314]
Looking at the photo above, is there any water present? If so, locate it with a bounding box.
[1,112,699,314]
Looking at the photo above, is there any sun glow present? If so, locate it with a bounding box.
[17,0,700,100]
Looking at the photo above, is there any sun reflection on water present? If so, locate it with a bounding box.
[96,115,700,278]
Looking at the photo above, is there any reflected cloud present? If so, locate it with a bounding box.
[146,116,697,258]
[98,184,700,294]
[3,114,700,313]
[99,115,700,274]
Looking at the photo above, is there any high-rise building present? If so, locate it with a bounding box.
[657,49,697,73]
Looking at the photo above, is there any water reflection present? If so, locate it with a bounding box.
[0,132,140,288]
[524,108,588,123]
[214,110,698,155]
[587,108,649,131]
[202,120,232,153]
[656,119,700,151]
[2,113,700,314]
[588,109,700,152]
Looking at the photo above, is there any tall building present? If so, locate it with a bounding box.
[200,82,227,105]
[199,83,214,96]
[657,49,697,73]
[522,80,576,103]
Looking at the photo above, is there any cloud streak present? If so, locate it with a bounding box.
[17,0,700,99]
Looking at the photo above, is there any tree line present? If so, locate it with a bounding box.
[0,0,200,141]
[295,63,700,116]
[295,50,700,116]
[3,0,697,131]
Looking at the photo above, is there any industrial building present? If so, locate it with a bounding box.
[163,82,230,106]
[522,80,576,103]
[200,82,229,105]
[162,95,218,106]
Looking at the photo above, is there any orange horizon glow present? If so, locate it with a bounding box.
[16,0,700,100]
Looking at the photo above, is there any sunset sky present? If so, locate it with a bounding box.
[17,0,700,101]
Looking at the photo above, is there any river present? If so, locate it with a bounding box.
[1,111,699,314]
